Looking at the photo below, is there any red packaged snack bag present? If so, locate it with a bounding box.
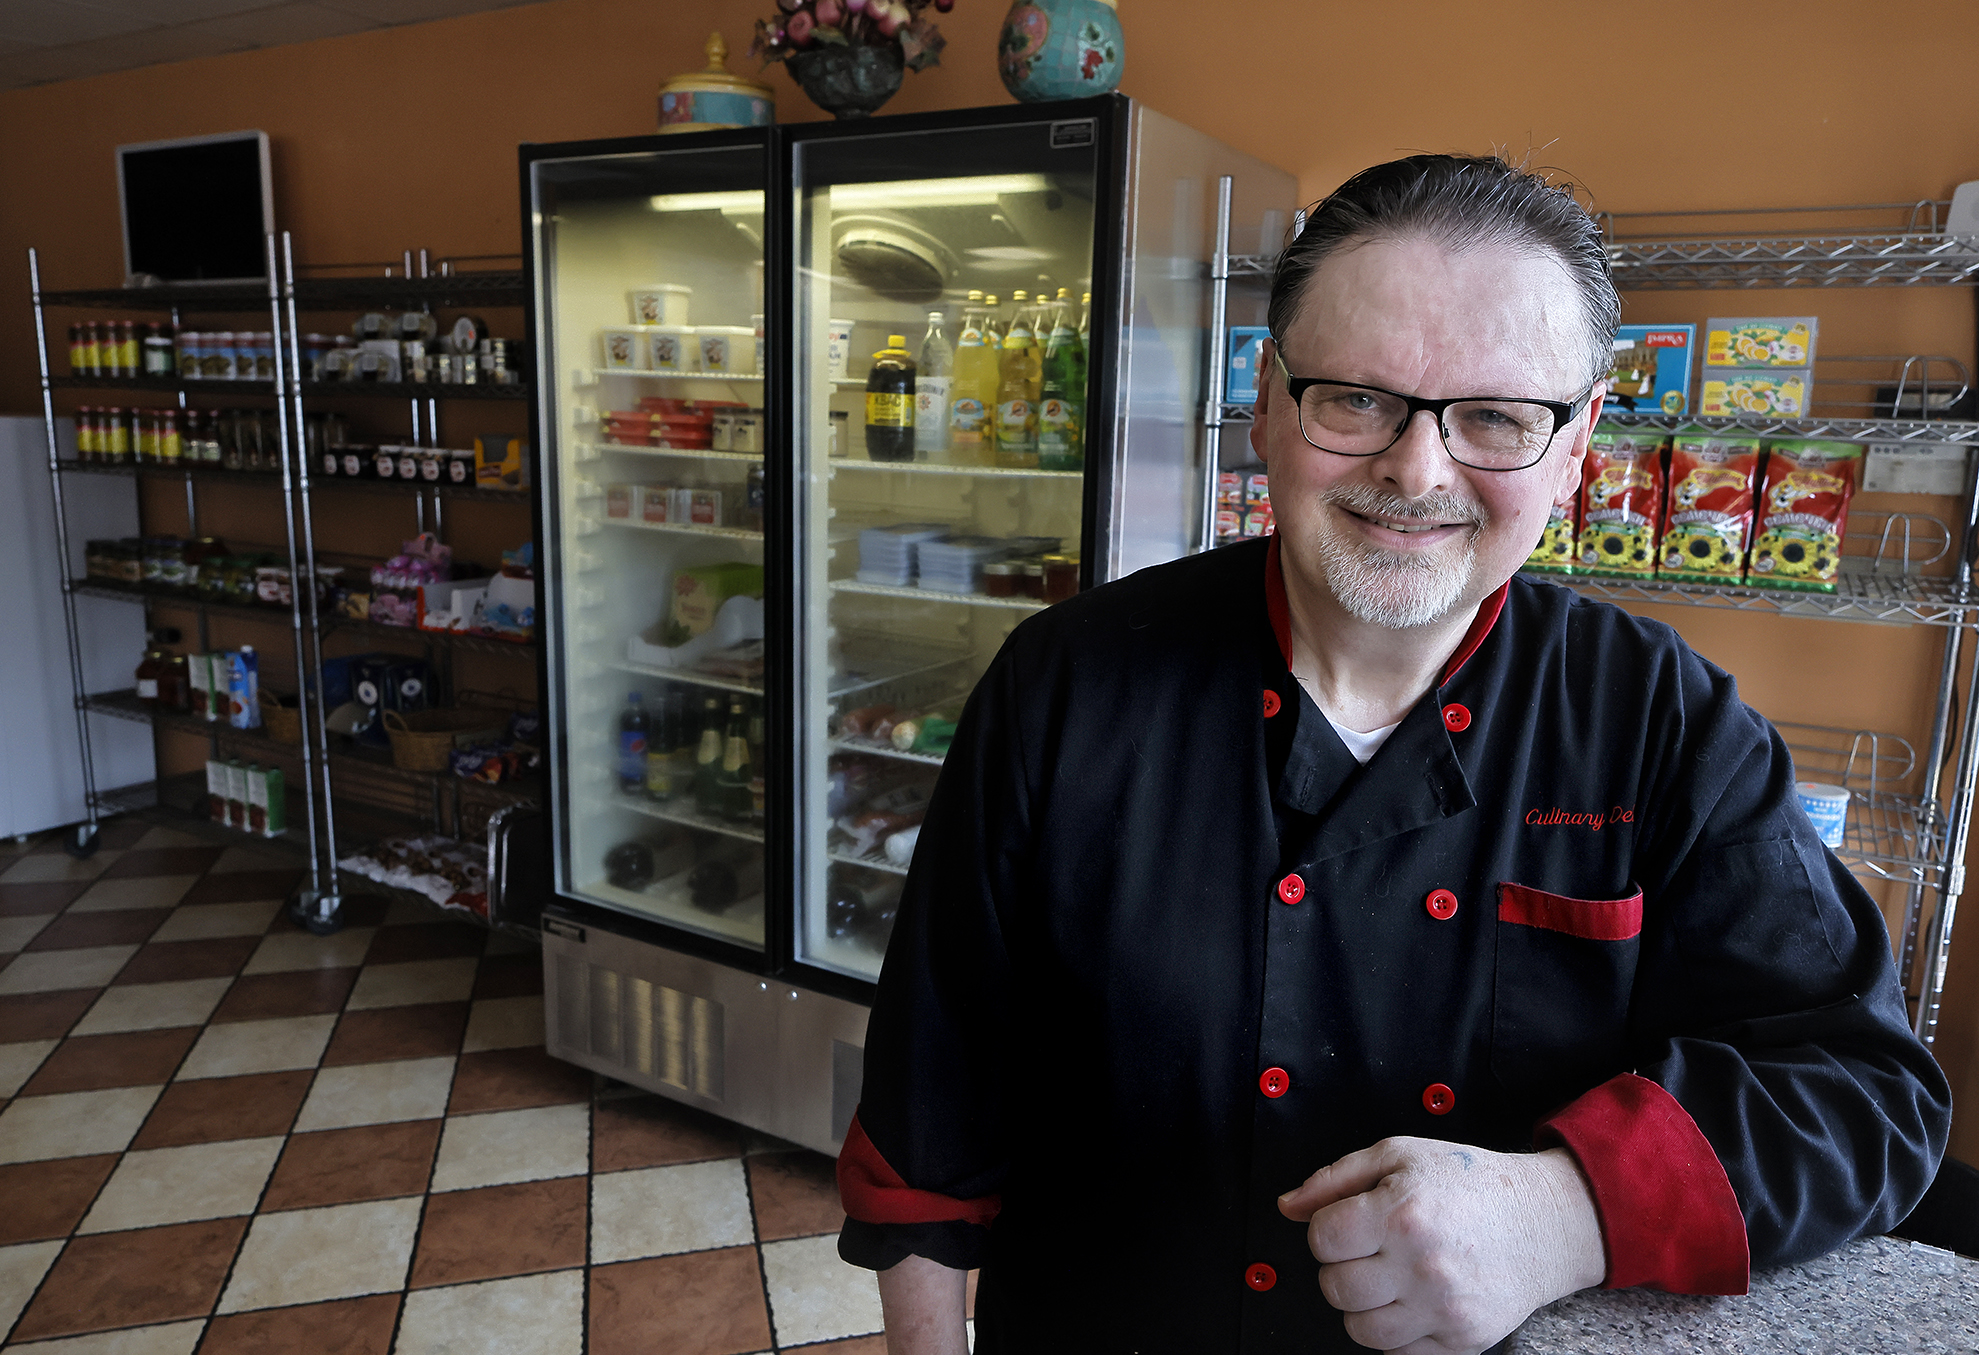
[1749,439,1864,593]
[1661,435,1761,582]
[1576,428,1666,578]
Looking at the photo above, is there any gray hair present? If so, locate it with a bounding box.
[1268,154,1620,388]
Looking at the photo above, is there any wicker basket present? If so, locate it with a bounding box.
[383,708,509,772]
[263,691,302,746]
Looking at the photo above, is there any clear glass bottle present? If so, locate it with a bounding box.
[914,311,952,460]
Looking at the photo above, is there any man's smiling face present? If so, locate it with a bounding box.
[1253,235,1601,629]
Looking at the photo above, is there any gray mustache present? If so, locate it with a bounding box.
[1320,483,1487,528]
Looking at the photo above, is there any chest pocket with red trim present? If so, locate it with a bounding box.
[1490,882,1644,1114]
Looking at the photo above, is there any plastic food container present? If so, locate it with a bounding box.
[699,325,756,375]
[647,326,696,373]
[827,319,855,380]
[630,284,692,326]
[1796,782,1849,848]
[601,327,648,370]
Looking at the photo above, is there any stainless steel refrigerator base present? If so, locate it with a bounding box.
[541,912,869,1155]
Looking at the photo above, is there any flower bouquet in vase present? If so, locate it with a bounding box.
[750,0,955,120]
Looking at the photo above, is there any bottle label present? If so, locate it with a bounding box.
[950,397,987,435]
[997,399,1034,430]
[866,392,911,428]
[137,679,159,699]
[723,734,748,773]
[698,730,721,766]
[915,380,951,443]
[1040,397,1079,432]
[645,749,672,796]
[618,730,646,780]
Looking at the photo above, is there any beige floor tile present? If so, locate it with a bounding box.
[589,1157,754,1264]
[0,1239,65,1333]
[72,977,234,1035]
[207,845,292,874]
[431,1102,589,1193]
[393,1269,582,1355]
[148,900,281,942]
[79,1135,285,1233]
[0,1039,60,1098]
[462,994,544,1053]
[5,1319,206,1354]
[241,927,377,975]
[68,874,199,913]
[176,1013,336,1080]
[0,1084,162,1163]
[133,827,208,850]
[761,1233,886,1347]
[344,957,479,1011]
[0,912,55,952]
[293,1055,455,1131]
[0,851,119,885]
[216,1196,420,1313]
[0,945,140,995]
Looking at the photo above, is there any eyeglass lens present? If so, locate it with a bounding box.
[1297,383,1559,468]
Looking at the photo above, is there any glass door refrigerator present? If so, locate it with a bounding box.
[526,98,1293,1155]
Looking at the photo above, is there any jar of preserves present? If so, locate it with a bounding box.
[1020,562,1047,600]
[418,447,445,482]
[117,321,140,376]
[134,648,167,706]
[68,324,86,374]
[448,449,475,484]
[1041,552,1080,604]
[159,410,183,465]
[115,539,144,584]
[157,539,189,590]
[159,654,190,711]
[143,324,174,376]
[135,409,159,464]
[103,407,130,463]
[982,561,1021,598]
[73,407,94,462]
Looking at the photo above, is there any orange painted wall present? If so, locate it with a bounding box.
[4,0,1979,1156]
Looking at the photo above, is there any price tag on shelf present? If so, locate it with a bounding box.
[1863,441,1972,496]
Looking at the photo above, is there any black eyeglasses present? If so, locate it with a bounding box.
[1273,351,1594,472]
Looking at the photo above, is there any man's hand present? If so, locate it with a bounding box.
[1277,1138,1606,1355]
[877,1254,967,1355]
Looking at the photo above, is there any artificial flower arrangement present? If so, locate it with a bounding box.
[749,0,955,71]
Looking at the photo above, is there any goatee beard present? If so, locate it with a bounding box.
[1312,482,1486,629]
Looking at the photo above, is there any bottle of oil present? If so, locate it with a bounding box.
[995,300,1039,468]
[864,335,916,463]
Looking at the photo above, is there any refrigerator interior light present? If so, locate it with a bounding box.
[828,174,1054,210]
[648,190,766,214]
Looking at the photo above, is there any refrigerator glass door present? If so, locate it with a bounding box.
[792,120,1100,981]
[532,142,771,952]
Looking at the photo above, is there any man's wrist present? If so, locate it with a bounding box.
[1532,1146,1607,1296]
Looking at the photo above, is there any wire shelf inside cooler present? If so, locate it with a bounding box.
[827,633,974,702]
[579,876,765,946]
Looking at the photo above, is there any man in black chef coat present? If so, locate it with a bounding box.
[836,154,1951,1355]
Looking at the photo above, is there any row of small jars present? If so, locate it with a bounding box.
[74,407,345,473]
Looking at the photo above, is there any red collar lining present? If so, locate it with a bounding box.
[1263,535,1508,687]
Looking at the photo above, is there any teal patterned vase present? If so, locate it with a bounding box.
[998,0,1123,103]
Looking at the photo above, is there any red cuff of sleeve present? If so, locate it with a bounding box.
[1536,1073,1749,1295]
[836,1111,1001,1228]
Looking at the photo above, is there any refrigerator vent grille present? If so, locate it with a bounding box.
[555,954,724,1102]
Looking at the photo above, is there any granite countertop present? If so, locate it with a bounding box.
[1509,1236,1979,1354]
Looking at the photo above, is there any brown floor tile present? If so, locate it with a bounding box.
[197,1291,401,1355]
[409,1176,587,1288]
[0,1153,119,1244]
[115,935,260,984]
[29,819,150,855]
[100,846,225,879]
[593,1094,743,1172]
[211,967,358,1023]
[364,922,488,966]
[132,1069,315,1149]
[260,1119,441,1211]
[19,1026,200,1095]
[590,1247,772,1355]
[448,1047,591,1114]
[792,1339,887,1354]
[25,908,166,952]
[267,895,388,933]
[472,952,544,999]
[0,880,91,916]
[179,869,303,906]
[0,988,101,1041]
[748,1150,847,1241]
[12,1215,249,1341]
[322,1002,468,1065]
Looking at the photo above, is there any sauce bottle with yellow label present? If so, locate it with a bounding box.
[864,335,916,463]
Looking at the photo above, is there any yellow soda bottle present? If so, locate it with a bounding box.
[995,299,1039,469]
[948,291,994,466]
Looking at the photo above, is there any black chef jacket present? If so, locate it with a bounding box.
[838,534,1950,1354]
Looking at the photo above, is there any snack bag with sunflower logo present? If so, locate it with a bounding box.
[1522,498,1577,574]
[1576,428,1667,579]
[1661,435,1761,583]
[1748,439,1864,593]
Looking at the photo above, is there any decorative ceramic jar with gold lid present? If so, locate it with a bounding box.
[659,32,775,134]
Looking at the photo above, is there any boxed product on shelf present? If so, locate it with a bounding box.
[1606,324,1695,416]
[606,484,635,519]
[856,523,952,586]
[1749,439,1865,592]
[1661,434,1761,583]
[223,760,247,829]
[671,561,765,639]
[1576,428,1666,578]
[604,405,712,449]
[245,764,285,838]
[1523,499,1577,574]
[1701,370,1811,418]
[223,648,260,729]
[474,435,532,489]
[1705,316,1818,369]
[1226,326,1271,403]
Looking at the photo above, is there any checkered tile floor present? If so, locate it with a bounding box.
[0,821,958,1353]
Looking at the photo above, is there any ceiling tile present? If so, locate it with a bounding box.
[321,0,538,23]
[0,0,154,46]
[0,24,240,85]
[83,0,283,23]
[181,1,380,45]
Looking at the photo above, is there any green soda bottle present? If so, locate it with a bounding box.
[1037,288,1085,471]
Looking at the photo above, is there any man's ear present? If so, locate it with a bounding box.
[1250,337,1276,464]
[1554,382,1605,508]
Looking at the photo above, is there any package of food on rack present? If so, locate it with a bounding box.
[255,565,293,606]
[206,759,229,825]
[224,647,260,729]
[474,435,531,489]
[1576,427,1667,578]
[837,705,897,740]
[1523,499,1577,574]
[223,760,248,829]
[1607,324,1696,416]
[856,523,952,586]
[1660,434,1762,583]
[1241,507,1274,538]
[371,533,454,591]
[890,711,960,757]
[1705,316,1818,369]
[1217,471,1244,509]
[638,484,678,524]
[1701,370,1811,419]
[605,483,635,519]
[670,561,764,638]
[1748,439,1864,592]
[339,834,489,907]
[188,652,215,719]
[835,781,932,856]
[244,764,285,838]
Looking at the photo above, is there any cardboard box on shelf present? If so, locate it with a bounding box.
[474,436,531,490]
[1705,316,1818,369]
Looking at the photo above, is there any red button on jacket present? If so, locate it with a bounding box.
[1276,874,1305,905]
[1425,889,1458,920]
[1245,1262,1277,1292]
[1262,689,1282,718]
[1422,1083,1455,1115]
[1441,703,1472,732]
[1259,1067,1289,1098]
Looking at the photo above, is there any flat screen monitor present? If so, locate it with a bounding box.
[116,131,273,285]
